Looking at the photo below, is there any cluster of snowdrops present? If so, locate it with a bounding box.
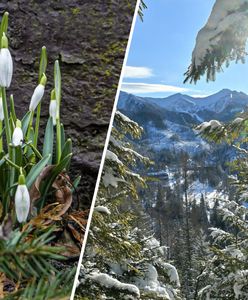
[0,12,75,227]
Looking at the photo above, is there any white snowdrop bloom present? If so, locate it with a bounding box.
[49,99,57,125]
[0,34,13,88]
[12,127,23,146]
[29,84,45,111]
[0,97,4,121]
[29,73,47,111]
[15,175,30,223]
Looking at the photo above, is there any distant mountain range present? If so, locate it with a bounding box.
[118,89,248,154]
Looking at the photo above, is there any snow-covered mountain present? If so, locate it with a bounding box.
[118,89,248,153]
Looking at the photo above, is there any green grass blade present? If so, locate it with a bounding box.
[21,111,32,137]
[42,117,53,164]
[10,94,17,124]
[26,154,51,189]
[38,46,47,82]
[42,153,72,198]
[0,12,8,41]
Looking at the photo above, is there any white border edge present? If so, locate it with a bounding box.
[69,1,141,298]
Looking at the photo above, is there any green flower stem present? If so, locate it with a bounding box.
[26,110,34,142]
[4,156,21,171]
[0,120,2,152]
[9,146,15,196]
[1,87,11,152]
[28,142,42,159]
[34,102,41,147]
[56,118,61,163]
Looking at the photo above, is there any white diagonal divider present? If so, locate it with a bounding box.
[69,1,141,298]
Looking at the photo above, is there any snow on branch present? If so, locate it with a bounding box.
[115,111,143,139]
[184,0,248,83]
[87,272,140,296]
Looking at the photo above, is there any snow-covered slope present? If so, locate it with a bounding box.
[118,89,248,153]
[119,89,248,118]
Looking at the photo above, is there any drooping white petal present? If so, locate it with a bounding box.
[12,127,23,146]
[15,184,30,223]
[0,48,13,88]
[29,84,45,111]
[0,97,3,121]
[49,99,57,125]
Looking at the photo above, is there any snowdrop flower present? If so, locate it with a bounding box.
[49,89,57,125]
[12,119,23,146]
[29,73,47,111]
[0,33,13,88]
[15,174,30,223]
[0,97,3,121]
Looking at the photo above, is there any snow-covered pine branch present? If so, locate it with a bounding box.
[184,0,248,83]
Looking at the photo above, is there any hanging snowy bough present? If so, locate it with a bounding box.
[184,0,248,83]
[94,206,111,215]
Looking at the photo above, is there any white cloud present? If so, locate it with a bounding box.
[121,82,189,94]
[124,66,153,79]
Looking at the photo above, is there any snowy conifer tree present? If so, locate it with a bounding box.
[184,2,248,297]
[76,111,182,300]
[194,118,248,299]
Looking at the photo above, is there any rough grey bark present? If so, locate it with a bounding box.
[0,0,137,209]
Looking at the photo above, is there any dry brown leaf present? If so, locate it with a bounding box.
[67,210,89,229]
[67,223,83,244]
[26,171,73,230]
[55,242,80,257]
[65,210,89,245]
[29,165,54,204]
[55,186,72,217]
[0,273,4,299]
[23,203,64,230]
[52,173,73,217]
[0,215,12,240]
[0,273,16,298]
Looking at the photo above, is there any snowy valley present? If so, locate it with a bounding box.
[77,89,248,300]
[116,89,248,299]
[118,89,248,153]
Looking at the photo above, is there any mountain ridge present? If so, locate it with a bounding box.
[118,89,248,154]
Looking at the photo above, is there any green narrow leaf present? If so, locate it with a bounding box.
[0,12,8,41]
[60,123,65,149]
[21,111,32,137]
[9,113,15,136]
[12,145,23,188]
[26,154,51,189]
[27,127,35,158]
[0,154,6,167]
[42,117,54,164]
[42,153,72,198]
[54,60,61,109]
[9,145,16,196]
[72,175,81,192]
[54,61,62,163]
[60,138,72,161]
[10,94,17,124]
[61,138,72,171]
[27,143,42,160]
[38,46,47,82]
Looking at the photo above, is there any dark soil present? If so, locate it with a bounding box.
[0,0,137,209]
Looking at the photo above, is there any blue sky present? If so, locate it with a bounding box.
[121,0,248,98]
